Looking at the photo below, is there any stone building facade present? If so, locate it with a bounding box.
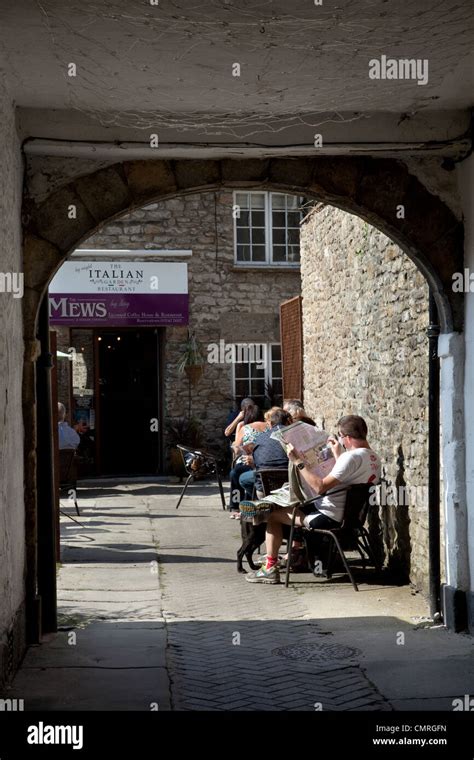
[53,189,302,471]
[300,203,436,594]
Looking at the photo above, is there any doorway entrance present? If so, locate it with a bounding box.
[95,328,162,475]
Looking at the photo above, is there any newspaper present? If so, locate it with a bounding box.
[270,421,335,498]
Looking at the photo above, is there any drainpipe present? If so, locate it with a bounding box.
[35,294,57,634]
[427,291,441,620]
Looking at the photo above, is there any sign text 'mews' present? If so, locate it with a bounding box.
[48,261,189,326]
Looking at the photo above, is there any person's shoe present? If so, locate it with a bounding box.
[245,564,280,584]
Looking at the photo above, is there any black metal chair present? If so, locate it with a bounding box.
[59,448,80,516]
[284,483,380,590]
[256,467,289,497]
[175,445,226,510]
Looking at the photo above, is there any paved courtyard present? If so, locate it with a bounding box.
[8,481,474,711]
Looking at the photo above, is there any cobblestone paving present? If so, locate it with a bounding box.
[150,483,392,712]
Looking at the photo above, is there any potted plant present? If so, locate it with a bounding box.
[166,416,203,478]
[177,330,205,385]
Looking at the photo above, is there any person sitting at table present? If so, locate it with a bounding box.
[245,414,381,584]
[228,402,267,517]
[238,407,292,500]
[224,397,254,441]
[58,402,80,450]
[283,399,316,426]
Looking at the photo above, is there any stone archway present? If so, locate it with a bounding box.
[21,156,465,631]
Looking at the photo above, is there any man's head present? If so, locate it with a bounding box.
[58,402,67,422]
[283,399,305,418]
[266,407,292,428]
[337,414,368,448]
[241,397,255,411]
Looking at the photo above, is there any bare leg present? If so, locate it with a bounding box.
[265,509,305,559]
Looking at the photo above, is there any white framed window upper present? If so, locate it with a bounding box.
[233,192,303,266]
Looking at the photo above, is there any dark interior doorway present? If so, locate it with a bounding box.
[96,329,161,475]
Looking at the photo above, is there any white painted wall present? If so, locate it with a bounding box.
[457,154,474,595]
[0,81,25,642]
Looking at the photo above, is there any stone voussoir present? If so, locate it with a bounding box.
[123,159,177,201]
[74,166,132,223]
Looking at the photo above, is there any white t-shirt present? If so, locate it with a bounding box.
[307,447,381,524]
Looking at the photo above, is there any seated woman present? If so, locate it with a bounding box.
[238,407,292,501]
[228,402,267,517]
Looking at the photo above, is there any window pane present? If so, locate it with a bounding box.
[272,228,286,245]
[288,211,301,227]
[236,210,249,226]
[237,227,250,244]
[272,361,282,378]
[288,228,299,245]
[272,211,286,228]
[251,379,265,396]
[250,194,265,209]
[271,344,281,360]
[236,244,250,261]
[234,362,249,378]
[251,210,265,227]
[251,245,266,261]
[271,194,286,209]
[250,363,265,377]
[252,228,265,245]
[288,245,300,263]
[235,193,249,208]
[272,246,286,263]
[286,195,300,209]
[235,380,249,398]
[272,379,283,396]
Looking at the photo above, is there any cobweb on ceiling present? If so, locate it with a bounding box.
[32,0,384,138]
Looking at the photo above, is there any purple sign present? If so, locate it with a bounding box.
[49,293,189,326]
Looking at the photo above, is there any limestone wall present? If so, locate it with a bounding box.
[0,83,25,683]
[300,204,434,593]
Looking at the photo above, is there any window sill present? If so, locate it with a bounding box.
[231,264,301,273]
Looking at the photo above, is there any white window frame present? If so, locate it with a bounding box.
[233,191,302,267]
[230,342,282,404]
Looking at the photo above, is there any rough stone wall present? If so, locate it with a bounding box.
[300,204,433,594]
[0,82,25,683]
[83,190,301,457]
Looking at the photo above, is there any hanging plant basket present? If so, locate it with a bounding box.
[184,364,204,385]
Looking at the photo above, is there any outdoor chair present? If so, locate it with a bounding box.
[175,445,226,510]
[284,483,380,590]
[59,448,80,516]
[256,467,289,498]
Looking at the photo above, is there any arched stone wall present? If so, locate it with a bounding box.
[21,156,464,626]
[23,157,463,338]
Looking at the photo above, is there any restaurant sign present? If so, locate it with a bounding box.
[49,261,188,326]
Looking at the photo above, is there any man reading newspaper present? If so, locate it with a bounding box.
[246,414,381,584]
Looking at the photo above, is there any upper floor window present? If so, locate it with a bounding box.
[234,192,303,266]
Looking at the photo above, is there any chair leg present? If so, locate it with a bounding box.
[330,534,359,591]
[359,528,381,570]
[60,510,86,529]
[175,473,194,509]
[216,471,226,510]
[75,498,80,517]
[284,507,298,588]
